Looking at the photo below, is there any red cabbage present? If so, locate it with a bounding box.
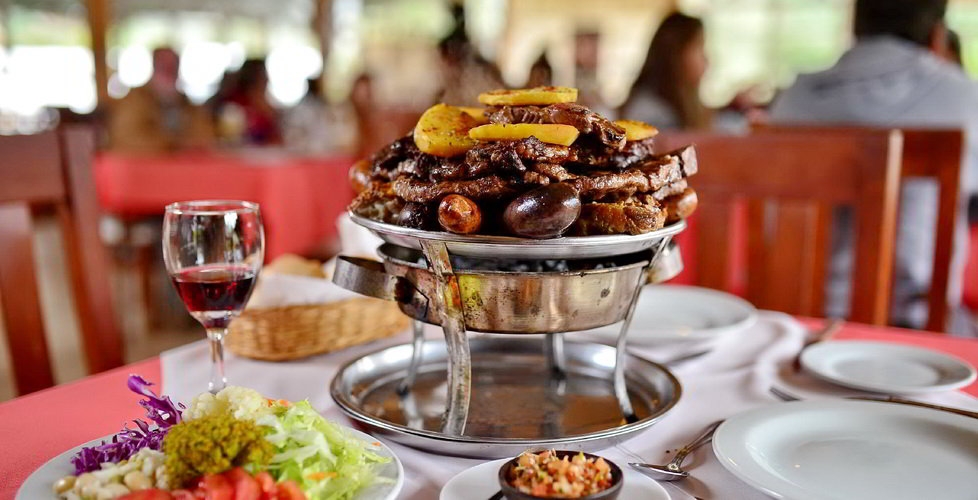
[70,375,185,474]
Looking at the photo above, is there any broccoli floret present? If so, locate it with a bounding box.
[163,413,274,487]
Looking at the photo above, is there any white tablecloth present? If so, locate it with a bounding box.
[161,312,978,499]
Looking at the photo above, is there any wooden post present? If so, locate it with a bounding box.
[86,0,111,107]
[313,0,331,97]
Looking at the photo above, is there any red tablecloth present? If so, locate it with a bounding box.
[95,152,355,260]
[1,323,976,496]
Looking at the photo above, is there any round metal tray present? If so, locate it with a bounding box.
[350,213,687,260]
[330,337,681,458]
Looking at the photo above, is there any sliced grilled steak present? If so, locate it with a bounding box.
[349,183,404,224]
[486,103,626,149]
[393,175,517,203]
[573,137,656,170]
[567,194,666,236]
[570,156,683,200]
[663,188,698,223]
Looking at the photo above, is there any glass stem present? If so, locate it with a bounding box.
[206,328,228,393]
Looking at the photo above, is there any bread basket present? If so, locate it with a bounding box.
[226,255,410,361]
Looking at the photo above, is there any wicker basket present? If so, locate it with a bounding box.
[227,298,411,361]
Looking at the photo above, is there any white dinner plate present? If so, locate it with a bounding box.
[581,285,757,344]
[17,427,403,500]
[439,457,670,500]
[800,341,977,394]
[713,400,978,500]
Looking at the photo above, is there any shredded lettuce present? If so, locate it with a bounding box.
[261,400,390,499]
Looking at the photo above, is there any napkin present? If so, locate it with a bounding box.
[248,211,386,310]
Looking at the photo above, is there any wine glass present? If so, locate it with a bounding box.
[163,200,264,393]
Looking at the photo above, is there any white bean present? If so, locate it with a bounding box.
[96,483,129,499]
[53,476,75,494]
[123,470,151,491]
[74,473,97,488]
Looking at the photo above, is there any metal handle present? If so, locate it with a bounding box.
[646,241,683,284]
[332,256,429,317]
[669,420,723,467]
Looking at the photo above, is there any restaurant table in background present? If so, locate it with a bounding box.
[94,151,355,260]
[2,316,977,498]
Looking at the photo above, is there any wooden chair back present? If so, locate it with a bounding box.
[657,129,904,326]
[758,126,964,332]
[0,126,123,395]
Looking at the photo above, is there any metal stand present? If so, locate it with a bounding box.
[419,240,471,436]
[613,236,674,423]
[392,236,676,437]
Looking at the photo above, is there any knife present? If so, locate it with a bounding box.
[853,396,978,420]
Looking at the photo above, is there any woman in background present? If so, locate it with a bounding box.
[622,13,710,129]
[215,59,282,146]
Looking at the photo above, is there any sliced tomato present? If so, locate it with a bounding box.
[275,481,306,500]
[197,473,234,500]
[119,490,174,500]
[254,471,277,499]
[223,467,262,500]
[170,490,196,500]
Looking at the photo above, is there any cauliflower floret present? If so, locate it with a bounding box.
[183,386,271,421]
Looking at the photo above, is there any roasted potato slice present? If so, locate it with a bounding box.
[615,120,659,141]
[414,104,480,157]
[477,86,578,106]
[468,123,580,146]
[458,106,490,124]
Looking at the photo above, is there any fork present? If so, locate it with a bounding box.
[791,318,844,372]
[769,386,978,419]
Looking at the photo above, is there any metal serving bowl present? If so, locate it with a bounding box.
[332,242,683,334]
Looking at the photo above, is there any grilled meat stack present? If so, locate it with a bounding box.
[349,87,697,238]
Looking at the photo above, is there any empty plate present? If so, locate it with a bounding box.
[581,285,757,344]
[713,400,978,500]
[801,341,977,394]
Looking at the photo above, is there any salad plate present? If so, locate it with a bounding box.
[581,285,757,345]
[800,341,977,394]
[17,427,404,500]
[713,399,978,500]
[438,458,670,500]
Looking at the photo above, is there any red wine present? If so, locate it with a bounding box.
[171,265,257,329]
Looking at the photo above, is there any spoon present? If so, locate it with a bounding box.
[629,420,723,481]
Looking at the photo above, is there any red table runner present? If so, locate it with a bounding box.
[95,152,355,260]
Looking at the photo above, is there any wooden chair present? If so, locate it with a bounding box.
[0,126,123,395]
[656,129,904,326]
[757,126,964,332]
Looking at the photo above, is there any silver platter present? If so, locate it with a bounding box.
[350,213,687,260]
[330,337,681,458]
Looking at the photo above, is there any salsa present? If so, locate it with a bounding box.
[506,450,614,498]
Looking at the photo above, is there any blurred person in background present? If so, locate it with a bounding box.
[621,13,711,130]
[216,59,282,146]
[284,78,357,155]
[109,47,214,153]
[436,5,504,105]
[771,0,978,333]
[526,54,554,88]
[943,29,964,67]
[574,32,614,118]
